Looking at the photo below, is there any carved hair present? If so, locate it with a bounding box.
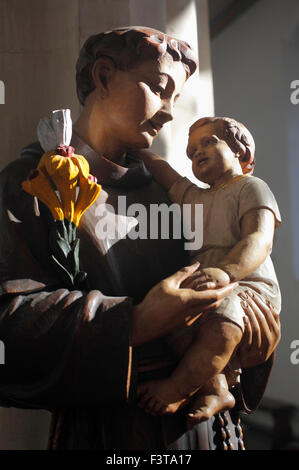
[76,26,198,106]
[189,117,256,174]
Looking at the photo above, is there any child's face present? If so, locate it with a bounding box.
[187,122,240,185]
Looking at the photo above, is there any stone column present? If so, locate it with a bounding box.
[165,0,214,182]
[130,0,214,182]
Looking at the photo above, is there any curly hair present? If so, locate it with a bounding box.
[189,117,256,175]
[76,26,198,106]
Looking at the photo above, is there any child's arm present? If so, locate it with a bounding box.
[135,149,182,190]
[216,207,275,282]
[186,207,275,290]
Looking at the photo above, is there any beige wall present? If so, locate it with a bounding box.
[0,0,213,449]
[0,0,80,171]
[211,0,299,407]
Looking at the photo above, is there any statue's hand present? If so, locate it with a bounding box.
[181,267,230,290]
[131,262,237,347]
[237,292,281,368]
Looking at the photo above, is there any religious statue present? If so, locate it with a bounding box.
[0,27,280,450]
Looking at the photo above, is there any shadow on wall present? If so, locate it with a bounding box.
[243,396,299,450]
[0,408,51,450]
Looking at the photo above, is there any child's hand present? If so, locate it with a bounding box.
[182,267,230,290]
[131,149,157,163]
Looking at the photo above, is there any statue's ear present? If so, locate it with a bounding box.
[91,56,117,98]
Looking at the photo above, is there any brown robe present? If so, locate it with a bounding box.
[0,133,274,450]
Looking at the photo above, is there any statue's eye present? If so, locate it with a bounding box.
[150,83,165,95]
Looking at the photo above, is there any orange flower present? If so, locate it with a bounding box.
[38,150,90,180]
[38,150,90,223]
[73,174,102,226]
[22,169,64,220]
[23,149,101,226]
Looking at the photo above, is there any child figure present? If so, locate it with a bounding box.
[137,117,281,426]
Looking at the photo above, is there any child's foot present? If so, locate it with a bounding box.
[186,373,235,429]
[137,378,188,416]
[186,389,235,429]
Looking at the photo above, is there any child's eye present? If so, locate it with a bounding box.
[187,149,195,160]
[205,137,216,146]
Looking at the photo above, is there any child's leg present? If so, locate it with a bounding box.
[138,317,243,415]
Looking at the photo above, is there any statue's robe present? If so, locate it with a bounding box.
[0,133,274,449]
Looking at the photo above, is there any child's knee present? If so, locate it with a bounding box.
[207,317,243,349]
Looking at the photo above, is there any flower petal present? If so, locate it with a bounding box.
[22,170,64,220]
[39,153,79,180]
[51,174,78,223]
[73,176,101,226]
[72,154,90,179]
[38,150,56,171]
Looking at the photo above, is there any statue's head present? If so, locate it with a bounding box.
[76,26,198,106]
[188,116,256,177]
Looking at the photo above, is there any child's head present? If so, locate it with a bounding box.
[187,117,255,186]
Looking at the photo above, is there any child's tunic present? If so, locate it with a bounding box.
[168,174,281,331]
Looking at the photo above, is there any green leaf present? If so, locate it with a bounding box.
[51,255,74,288]
[69,221,77,244]
[71,238,80,276]
[48,220,87,289]
[61,220,69,240]
[57,238,72,259]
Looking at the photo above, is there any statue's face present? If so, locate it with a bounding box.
[102,56,187,151]
[187,123,239,185]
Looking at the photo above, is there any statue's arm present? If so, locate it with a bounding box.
[0,154,238,411]
[0,288,136,410]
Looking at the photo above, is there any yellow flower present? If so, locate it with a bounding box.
[38,149,90,223]
[22,169,64,221]
[51,173,78,223]
[23,149,100,226]
[73,175,102,226]
[38,150,90,180]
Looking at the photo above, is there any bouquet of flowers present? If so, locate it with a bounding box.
[22,109,101,288]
